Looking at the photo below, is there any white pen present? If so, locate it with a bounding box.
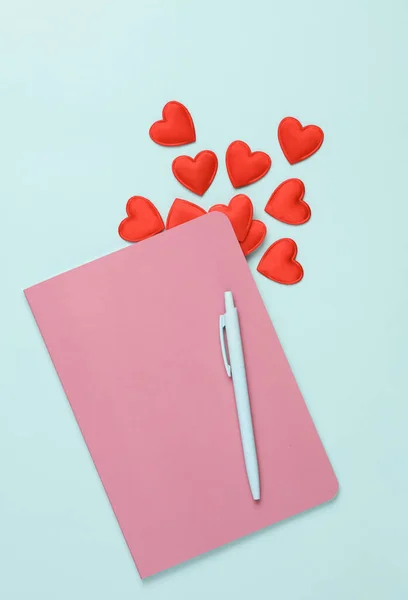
[219,291,260,500]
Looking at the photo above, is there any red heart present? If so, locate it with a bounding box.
[257,238,304,285]
[226,141,272,188]
[278,117,324,165]
[240,220,267,256]
[118,196,165,242]
[149,101,196,146]
[209,194,253,241]
[265,178,311,225]
[166,198,206,229]
[172,150,218,196]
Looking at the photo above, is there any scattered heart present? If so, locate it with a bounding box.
[118,196,165,242]
[120,104,327,283]
[166,198,206,229]
[265,178,311,225]
[149,101,196,147]
[209,194,253,242]
[278,117,324,165]
[172,150,218,196]
[240,220,267,256]
[226,141,271,188]
[257,238,303,284]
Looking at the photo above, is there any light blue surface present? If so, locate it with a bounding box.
[1,0,407,598]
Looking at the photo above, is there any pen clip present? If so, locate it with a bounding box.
[219,314,232,377]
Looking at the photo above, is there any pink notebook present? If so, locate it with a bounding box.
[25,212,338,578]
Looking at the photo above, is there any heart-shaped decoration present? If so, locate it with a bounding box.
[209,194,253,241]
[172,150,218,196]
[257,238,303,284]
[278,117,324,164]
[118,196,165,242]
[166,198,206,229]
[240,220,267,256]
[149,101,196,146]
[226,141,272,188]
[265,178,311,225]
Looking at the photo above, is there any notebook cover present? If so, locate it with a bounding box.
[25,212,338,577]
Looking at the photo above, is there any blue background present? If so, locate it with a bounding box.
[1,0,407,598]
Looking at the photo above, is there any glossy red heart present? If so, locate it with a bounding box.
[257,238,303,285]
[265,178,311,225]
[209,194,253,241]
[278,117,324,164]
[226,141,271,188]
[118,196,165,242]
[149,101,196,146]
[172,150,218,196]
[240,220,267,256]
[166,198,206,229]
